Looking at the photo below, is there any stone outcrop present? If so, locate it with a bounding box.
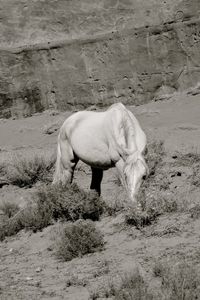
[0,0,200,117]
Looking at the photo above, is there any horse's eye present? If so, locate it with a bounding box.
[142,175,146,180]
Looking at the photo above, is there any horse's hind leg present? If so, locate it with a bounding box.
[70,154,79,183]
[90,167,103,196]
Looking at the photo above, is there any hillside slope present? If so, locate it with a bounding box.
[0,0,200,117]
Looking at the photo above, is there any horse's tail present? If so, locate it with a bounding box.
[52,133,63,184]
[52,126,74,185]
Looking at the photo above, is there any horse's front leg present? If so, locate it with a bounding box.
[69,156,79,184]
[90,167,103,196]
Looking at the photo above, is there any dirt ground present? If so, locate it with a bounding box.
[0,91,200,300]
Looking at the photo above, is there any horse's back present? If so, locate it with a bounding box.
[61,110,113,168]
[59,103,146,166]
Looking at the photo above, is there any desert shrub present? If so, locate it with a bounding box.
[0,201,20,218]
[90,269,153,300]
[35,183,105,221]
[114,271,151,300]
[125,206,159,229]
[0,161,6,176]
[19,201,53,232]
[0,220,22,241]
[55,220,104,261]
[125,187,178,229]
[6,154,55,187]
[104,194,127,216]
[0,202,52,241]
[91,262,200,300]
[0,202,23,241]
[153,261,200,300]
[189,204,200,219]
[0,183,105,240]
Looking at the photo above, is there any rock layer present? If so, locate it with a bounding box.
[0,0,200,117]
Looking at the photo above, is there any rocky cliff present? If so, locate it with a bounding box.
[0,0,200,117]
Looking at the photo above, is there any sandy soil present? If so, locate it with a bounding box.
[0,91,200,299]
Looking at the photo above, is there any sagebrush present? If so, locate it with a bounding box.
[90,261,200,300]
[55,220,104,261]
[90,268,152,300]
[0,183,105,240]
[153,260,200,300]
[35,182,105,221]
[6,154,55,187]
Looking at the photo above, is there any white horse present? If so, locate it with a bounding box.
[53,103,148,206]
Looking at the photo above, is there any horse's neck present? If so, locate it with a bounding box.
[125,150,140,165]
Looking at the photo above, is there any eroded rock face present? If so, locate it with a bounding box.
[0,0,200,117]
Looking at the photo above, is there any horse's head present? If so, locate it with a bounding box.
[123,151,148,203]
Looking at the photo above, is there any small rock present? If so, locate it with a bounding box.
[36,267,42,273]
[26,277,33,281]
[34,281,41,287]
[9,248,13,253]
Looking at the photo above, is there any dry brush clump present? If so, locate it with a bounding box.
[0,183,105,241]
[91,261,200,300]
[6,154,55,187]
[0,201,20,218]
[125,189,178,229]
[153,260,200,300]
[0,161,6,176]
[35,183,106,222]
[0,201,52,241]
[90,268,153,300]
[55,220,104,261]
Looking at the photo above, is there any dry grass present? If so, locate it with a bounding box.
[6,154,55,187]
[55,220,104,261]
